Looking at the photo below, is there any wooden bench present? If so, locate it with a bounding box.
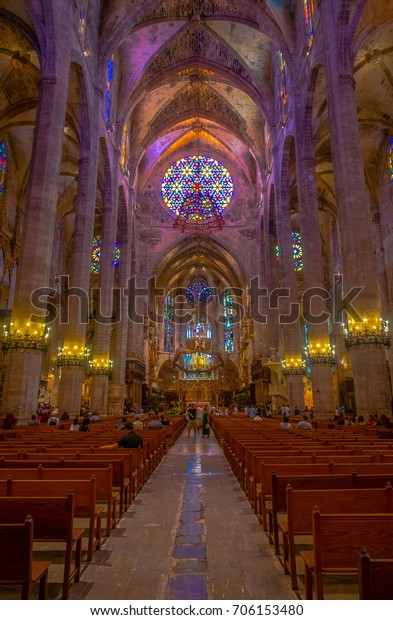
[359,548,393,599]
[0,516,51,599]
[2,477,102,562]
[301,511,393,599]
[0,493,84,599]
[280,484,393,590]
[0,461,118,533]
[0,455,130,516]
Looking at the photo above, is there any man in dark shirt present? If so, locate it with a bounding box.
[99,425,143,450]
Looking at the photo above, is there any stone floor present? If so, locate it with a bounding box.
[67,429,296,601]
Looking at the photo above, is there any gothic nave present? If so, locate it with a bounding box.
[1,1,393,420]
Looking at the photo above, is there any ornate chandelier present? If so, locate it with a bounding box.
[173,186,225,237]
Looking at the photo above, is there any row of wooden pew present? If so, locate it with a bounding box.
[0,416,185,599]
[212,415,393,600]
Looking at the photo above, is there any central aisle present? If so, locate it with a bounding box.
[71,430,296,601]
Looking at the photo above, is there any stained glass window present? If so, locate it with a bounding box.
[186,320,212,340]
[186,281,212,305]
[121,124,128,172]
[105,54,115,128]
[275,232,304,272]
[161,155,233,220]
[276,50,288,127]
[304,0,315,51]
[164,293,174,352]
[113,243,120,267]
[0,141,7,197]
[79,0,88,46]
[388,137,393,185]
[223,290,234,353]
[90,235,120,273]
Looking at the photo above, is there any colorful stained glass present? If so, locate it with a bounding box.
[121,124,128,172]
[113,243,120,267]
[161,155,233,220]
[0,141,7,197]
[388,137,393,184]
[79,0,88,45]
[304,0,315,51]
[275,232,304,272]
[223,290,234,353]
[276,50,288,127]
[164,293,174,352]
[105,54,114,128]
[186,281,212,305]
[90,235,120,273]
[186,319,212,340]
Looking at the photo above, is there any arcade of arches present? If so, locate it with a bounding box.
[0,0,393,422]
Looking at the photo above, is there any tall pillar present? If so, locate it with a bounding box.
[109,198,131,415]
[294,93,336,418]
[1,3,72,419]
[319,0,391,415]
[90,170,119,412]
[57,120,100,415]
[274,151,305,410]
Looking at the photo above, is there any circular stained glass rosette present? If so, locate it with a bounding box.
[186,281,212,305]
[161,155,233,220]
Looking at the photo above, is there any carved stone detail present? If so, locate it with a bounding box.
[139,230,163,247]
[149,83,246,134]
[146,26,253,86]
[141,0,258,25]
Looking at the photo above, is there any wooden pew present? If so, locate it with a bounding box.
[280,484,393,589]
[359,548,393,599]
[0,517,51,599]
[0,454,130,515]
[301,511,393,599]
[0,460,119,531]
[2,477,102,562]
[0,493,84,599]
[269,470,393,551]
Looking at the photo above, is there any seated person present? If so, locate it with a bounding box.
[296,415,312,430]
[160,414,170,426]
[133,415,144,430]
[27,413,40,426]
[70,417,80,431]
[48,412,59,426]
[280,416,292,430]
[116,416,127,430]
[148,414,164,430]
[99,426,143,449]
[79,417,91,432]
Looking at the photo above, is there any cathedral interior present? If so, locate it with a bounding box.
[0,0,393,421]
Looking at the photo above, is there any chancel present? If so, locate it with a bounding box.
[0,0,393,603]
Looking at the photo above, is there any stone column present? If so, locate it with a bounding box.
[57,123,100,415]
[90,168,118,412]
[294,93,336,418]
[274,151,305,410]
[1,3,73,419]
[319,0,391,415]
[109,194,131,415]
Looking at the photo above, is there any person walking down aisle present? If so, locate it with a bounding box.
[187,403,198,437]
[201,406,210,438]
